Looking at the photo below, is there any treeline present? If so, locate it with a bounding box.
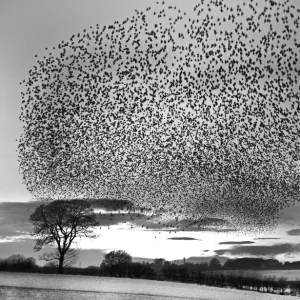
[224,258,300,270]
[0,254,37,272]
[96,256,300,296]
[39,261,300,296]
[1,253,300,296]
[175,269,300,296]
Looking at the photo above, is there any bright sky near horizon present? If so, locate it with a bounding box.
[1,0,300,267]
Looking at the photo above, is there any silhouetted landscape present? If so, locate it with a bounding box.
[1,0,300,298]
[1,252,300,296]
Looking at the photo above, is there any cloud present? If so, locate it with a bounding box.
[214,243,300,256]
[185,218,234,229]
[278,202,300,225]
[112,215,238,232]
[219,241,254,245]
[194,218,232,227]
[0,240,38,261]
[0,201,40,238]
[197,228,238,233]
[97,212,173,230]
[287,229,300,236]
[167,237,199,240]
[284,253,296,259]
[0,235,34,243]
[254,238,281,240]
[0,201,172,238]
[0,200,236,246]
[97,212,148,227]
[150,227,237,233]
[159,217,237,233]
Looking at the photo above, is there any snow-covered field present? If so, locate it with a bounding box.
[0,272,292,300]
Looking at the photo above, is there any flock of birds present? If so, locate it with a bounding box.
[18,0,300,234]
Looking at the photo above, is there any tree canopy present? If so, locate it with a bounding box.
[101,250,133,277]
[101,250,132,267]
[209,258,222,270]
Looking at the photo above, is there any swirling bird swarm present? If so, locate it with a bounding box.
[18,0,300,233]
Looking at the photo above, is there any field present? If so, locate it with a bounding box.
[0,272,293,300]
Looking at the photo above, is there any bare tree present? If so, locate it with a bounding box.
[30,199,98,274]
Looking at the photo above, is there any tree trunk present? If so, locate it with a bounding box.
[58,253,65,274]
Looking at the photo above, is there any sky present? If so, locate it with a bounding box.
[1,0,300,268]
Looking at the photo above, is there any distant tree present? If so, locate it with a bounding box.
[29,199,98,274]
[153,258,166,273]
[101,250,132,276]
[6,254,26,265]
[290,280,300,296]
[127,262,156,279]
[164,261,171,267]
[283,261,300,270]
[0,258,8,271]
[263,275,276,293]
[209,258,221,270]
[162,263,178,280]
[23,257,37,271]
[276,277,288,295]
[153,258,166,265]
[223,257,284,270]
[86,265,100,269]
[101,250,132,267]
[1,254,37,272]
[177,265,189,282]
[199,262,210,271]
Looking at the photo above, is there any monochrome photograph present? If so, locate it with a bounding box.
[0,0,300,299]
